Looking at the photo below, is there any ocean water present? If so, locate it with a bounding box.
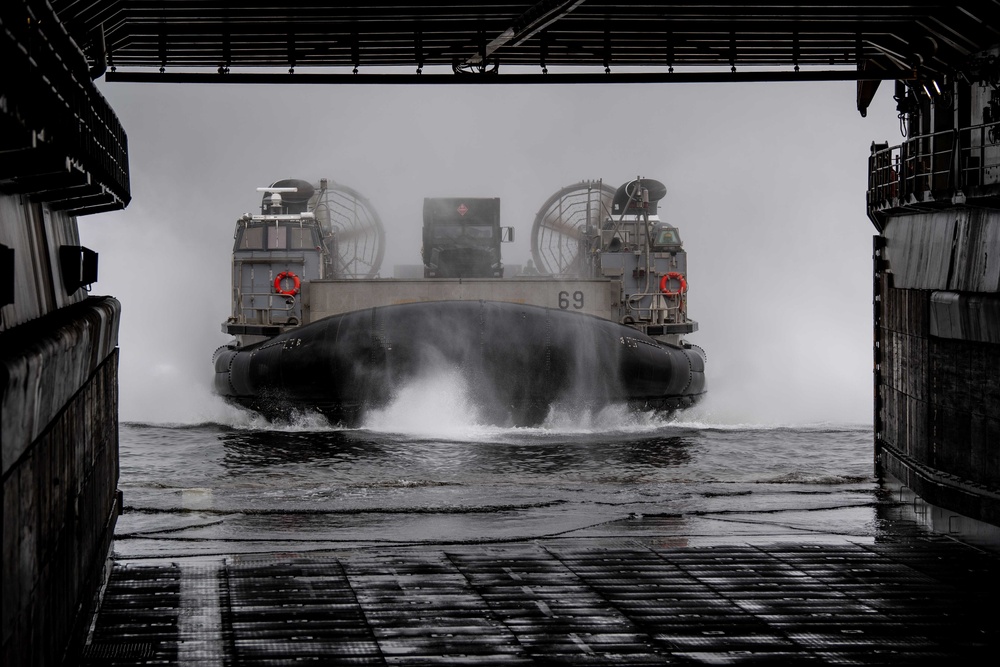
[113,392,885,561]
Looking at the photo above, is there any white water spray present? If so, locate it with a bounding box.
[361,368,490,437]
[360,368,701,439]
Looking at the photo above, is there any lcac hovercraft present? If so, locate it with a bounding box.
[213,177,705,425]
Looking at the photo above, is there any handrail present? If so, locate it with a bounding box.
[625,292,683,325]
[235,290,297,325]
[867,121,1000,220]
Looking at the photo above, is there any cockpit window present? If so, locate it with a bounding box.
[465,225,493,239]
[433,224,494,240]
[289,227,316,249]
[238,224,317,251]
[267,226,287,249]
[239,226,265,249]
[433,224,463,239]
[655,228,680,246]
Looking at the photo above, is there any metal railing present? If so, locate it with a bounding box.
[625,292,684,325]
[868,122,1000,218]
[234,291,298,326]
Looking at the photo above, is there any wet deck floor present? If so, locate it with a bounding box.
[81,535,1000,665]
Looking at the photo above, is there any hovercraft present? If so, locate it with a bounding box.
[214,177,705,425]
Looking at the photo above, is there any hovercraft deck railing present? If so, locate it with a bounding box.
[624,294,683,324]
[868,122,1000,226]
[233,291,298,326]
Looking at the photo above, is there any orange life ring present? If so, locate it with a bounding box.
[659,272,687,296]
[274,271,301,296]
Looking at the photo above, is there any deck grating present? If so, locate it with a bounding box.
[80,540,1000,665]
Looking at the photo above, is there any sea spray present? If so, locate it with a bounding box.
[361,368,489,437]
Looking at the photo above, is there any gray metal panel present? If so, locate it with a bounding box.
[929,292,961,339]
[305,278,618,323]
[952,208,1000,293]
[0,195,46,328]
[599,251,688,291]
[0,196,90,331]
[883,211,959,290]
[929,291,1000,344]
[885,209,1000,293]
[41,205,87,310]
[231,249,322,326]
[598,248,689,328]
[982,216,1000,291]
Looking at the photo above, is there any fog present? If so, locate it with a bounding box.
[83,76,900,426]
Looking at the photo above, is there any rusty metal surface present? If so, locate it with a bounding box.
[81,538,1000,665]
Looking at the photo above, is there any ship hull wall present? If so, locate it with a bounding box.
[2,185,123,665]
[878,208,1000,526]
[1,297,121,666]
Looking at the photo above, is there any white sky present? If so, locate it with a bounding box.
[84,76,901,425]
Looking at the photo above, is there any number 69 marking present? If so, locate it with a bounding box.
[558,290,585,310]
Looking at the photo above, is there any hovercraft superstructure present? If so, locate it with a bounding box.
[223,178,385,347]
[214,177,705,425]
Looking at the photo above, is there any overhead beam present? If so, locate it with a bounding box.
[105,68,915,85]
[52,2,995,80]
[463,0,587,67]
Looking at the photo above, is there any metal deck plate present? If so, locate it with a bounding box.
[82,539,1000,665]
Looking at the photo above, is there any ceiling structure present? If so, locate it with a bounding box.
[7,1,996,216]
[50,1,998,86]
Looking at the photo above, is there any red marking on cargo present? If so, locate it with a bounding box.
[457,203,469,216]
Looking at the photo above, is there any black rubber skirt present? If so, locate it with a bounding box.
[214,300,705,425]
